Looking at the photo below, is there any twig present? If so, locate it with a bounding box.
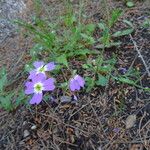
[88,97,107,138]
[98,137,150,144]
[39,113,89,136]
[129,35,150,77]
[138,111,147,145]
[128,41,144,71]
[68,97,97,121]
[140,120,150,132]
[53,136,78,147]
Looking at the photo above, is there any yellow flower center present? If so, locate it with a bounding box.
[34,82,43,93]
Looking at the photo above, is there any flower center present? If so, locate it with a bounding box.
[39,66,45,72]
[34,82,43,93]
[37,65,47,74]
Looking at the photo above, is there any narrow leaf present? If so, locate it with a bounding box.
[126,1,134,8]
[108,9,122,27]
[0,67,7,92]
[96,75,108,86]
[56,54,68,67]
[118,77,135,85]
[112,29,134,37]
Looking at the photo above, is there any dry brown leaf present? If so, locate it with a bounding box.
[130,144,143,150]
[126,114,136,129]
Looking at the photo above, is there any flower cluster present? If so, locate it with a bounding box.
[25,61,56,104]
[25,61,85,105]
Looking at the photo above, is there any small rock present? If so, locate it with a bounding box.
[31,125,37,130]
[23,130,30,138]
[60,96,71,103]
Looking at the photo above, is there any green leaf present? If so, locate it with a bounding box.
[60,82,68,89]
[112,29,134,37]
[126,1,134,8]
[14,19,55,48]
[113,76,150,91]
[108,9,122,27]
[64,13,76,26]
[85,24,96,34]
[0,67,7,92]
[81,33,95,44]
[105,58,116,65]
[68,49,99,57]
[15,90,26,108]
[0,93,14,111]
[99,65,112,73]
[30,44,43,57]
[95,42,121,49]
[123,20,134,28]
[85,77,95,92]
[82,64,89,69]
[14,19,35,31]
[96,75,108,86]
[100,28,110,46]
[56,54,68,67]
[118,77,135,84]
[24,64,33,72]
[98,22,107,30]
[142,19,150,28]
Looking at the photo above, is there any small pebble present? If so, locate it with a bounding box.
[31,125,37,130]
[23,130,30,138]
[60,96,71,103]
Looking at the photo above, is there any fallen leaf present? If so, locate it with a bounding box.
[126,114,136,129]
[130,144,143,150]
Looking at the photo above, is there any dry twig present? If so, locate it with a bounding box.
[130,35,150,77]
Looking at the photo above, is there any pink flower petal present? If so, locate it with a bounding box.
[43,78,55,85]
[69,79,80,91]
[75,75,85,87]
[43,78,55,91]
[25,81,33,88]
[32,73,46,83]
[28,70,37,79]
[45,62,55,71]
[33,61,44,68]
[25,81,34,95]
[25,86,34,95]
[44,84,55,91]
[29,93,43,104]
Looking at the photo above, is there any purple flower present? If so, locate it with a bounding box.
[25,74,55,104]
[29,61,55,79]
[69,75,85,91]
[118,67,127,74]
